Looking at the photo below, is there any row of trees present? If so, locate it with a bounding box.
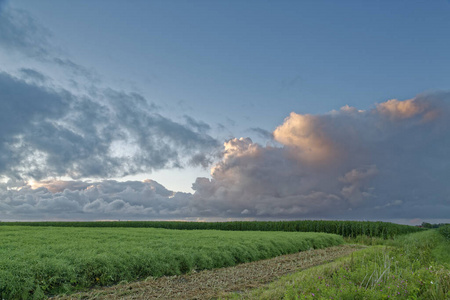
[421,222,450,229]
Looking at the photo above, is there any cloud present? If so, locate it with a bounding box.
[0,5,99,87]
[192,92,450,221]
[1,5,448,223]
[249,127,273,140]
[188,153,214,168]
[376,98,441,122]
[273,113,336,164]
[0,179,194,220]
[339,165,378,206]
[0,72,219,181]
[19,68,47,82]
[1,93,449,222]
[0,72,71,178]
[0,6,52,59]
[0,7,219,183]
[184,115,211,134]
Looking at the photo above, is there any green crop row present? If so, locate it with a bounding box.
[0,220,423,238]
[0,226,342,299]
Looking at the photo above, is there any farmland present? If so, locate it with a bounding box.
[0,226,342,299]
[0,219,423,238]
[0,221,447,299]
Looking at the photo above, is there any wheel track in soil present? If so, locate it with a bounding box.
[54,244,364,300]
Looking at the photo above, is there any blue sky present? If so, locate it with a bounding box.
[1,0,449,223]
[11,0,450,125]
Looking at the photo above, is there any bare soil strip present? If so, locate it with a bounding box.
[55,244,363,300]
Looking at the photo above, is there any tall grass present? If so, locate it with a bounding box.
[226,230,450,299]
[0,226,342,299]
[433,226,450,270]
[438,224,450,240]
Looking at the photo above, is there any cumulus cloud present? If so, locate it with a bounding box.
[273,113,336,164]
[376,98,440,121]
[192,93,450,222]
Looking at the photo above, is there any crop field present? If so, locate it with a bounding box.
[0,226,343,299]
[0,220,423,238]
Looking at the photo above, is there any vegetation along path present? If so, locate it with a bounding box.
[55,244,363,300]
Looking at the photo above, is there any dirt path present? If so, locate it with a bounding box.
[55,244,363,300]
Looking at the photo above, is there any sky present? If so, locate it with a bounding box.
[0,0,449,224]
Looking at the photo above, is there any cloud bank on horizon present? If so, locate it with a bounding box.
[0,4,449,223]
[2,92,449,223]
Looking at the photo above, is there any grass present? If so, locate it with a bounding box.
[224,230,450,299]
[0,226,343,299]
[439,225,450,240]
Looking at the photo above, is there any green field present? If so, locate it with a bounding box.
[1,221,445,299]
[0,220,423,238]
[0,226,343,299]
